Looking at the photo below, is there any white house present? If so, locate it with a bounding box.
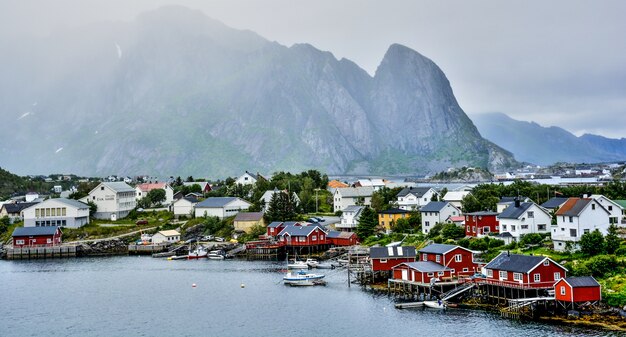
[497,200,552,241]
[552,198,611,251]
[259,188,301,212]
[354,179,386,191]
[443,191,471,210]
[590,194,623,224]
[336,205,364,232]
[135,182,175,205]
[194,197,251,218]
[333,187,374,212]
[151,230,180,244]
[419,201,461,235]
[81,182,136,220]
[235,171,263,186]
[25,192,39,202]
[396,187,439,210]
[172,197,199,218]
[0,201,40,223]
[22,198,90,228]
[497,197,532,213]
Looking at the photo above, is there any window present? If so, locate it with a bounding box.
[538,224,546,231]
[543,260,549,266]
[422,254,428,261]
[62,208,66,216]
[312,235,317,241]
[380,259,387,263]
[462,268,468,272]
[584,229,590,234]
[466,226,470,231]
[502,225,507,230]
[560,286,566,295]
[527,211,534,218]
[483,227,490,233]
[592,204,596,210]
[534,274,541,282]
[427,273,434,277]
[16,239,24,245]
[425,221,430,227]
[569,216,573,223]
[47,238,52,244]
[438,271,444,276]
[101,186,104,191]
[554,272,561,281]
[570,229,577,237]
[51,208,56,216]
[496,226,499,230]
[487,269,493,277]
[609,206,613,211]
[499,271,507,280]
[36,209,40,217]
[299,237,305,242]
[511,225,516,231]
[436,255,441,263]
[45,208,50,216]
[521,225,528,230]
[455,254,462,262]
[513,273,522,281]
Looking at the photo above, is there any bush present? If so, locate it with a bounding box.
[457,238,470,248]
[519,233,544,246]
[428,223,444,238]
[441,223,465,240]
[469,239,488,251]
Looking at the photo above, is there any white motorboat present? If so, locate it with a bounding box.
[207,250,225,260]
[287,260,308,269]
[187,247,208,259]
[423,300,447,309]
[283,270,325,285]
[305,258,319,268]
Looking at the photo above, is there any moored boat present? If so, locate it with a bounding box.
[287,260,308,269]
[305,258,319,268]
[207,250,225,260]
[423,300,447,309]
[188,246,208,259]
[283,270,325,285]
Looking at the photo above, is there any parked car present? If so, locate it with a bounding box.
[215,237,225,242]
[314,217,325,222]
[135,219,148,225]
[308,218,319,223]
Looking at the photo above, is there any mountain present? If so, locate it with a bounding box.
[473,112,626,165]
[0,6,516,177]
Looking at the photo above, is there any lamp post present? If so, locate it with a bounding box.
[315,188,319,214]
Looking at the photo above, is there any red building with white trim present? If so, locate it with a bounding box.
[277,224,327,247]
[464,211,499,237]
[327,231,358,246]
[392,261,452,284]
[370,246,416,272]
[555,276,601,307]
[481,252,567,289]
[12,226,62,247]
[418,244,480,278]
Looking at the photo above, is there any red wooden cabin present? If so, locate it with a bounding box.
[418,243,479,278]
[392,262,452,284]
[12,226,62,247]
[370,246,416,272]
[327,231,358,246]
[555,277,601,306]
[482,252,567,289]
[464,211,499,237]
[277,224,327,247]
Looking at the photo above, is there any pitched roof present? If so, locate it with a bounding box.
[465,211,499,216]
[449,216,465,222]
[418,244,468,255]
[370,246,416,259]
[234,212,264,222]
[379,208,410,215]
[2,202,39,214]
[443,191,470,201]
[327,180,349,189]
[46,198,89,209]
[97,182,135,193]
[136,182,167,192]
[13,226,59,237]
[335,187,374,197]
[497,202,534,219]
[420,201,452,213]
[267,221,284,228]
[277,224,323,237]
[327,231,356,239]
[485,252,547,273]
[195,197,243,208]
[398,261,451,273]
[157,230,180,237]
[397,187,433,198]
[541,197,569,209]
[178,196,199,204]
[555,198,609,217]
[613,200,626,209]
[562,276,600,288]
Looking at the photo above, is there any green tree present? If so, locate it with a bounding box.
[87,201,97,217]
[0,216,10,235]
[146,189,166,207]
[579,229,606,256]
[441,223,465,240]
[265,191,299,222]
[461,194,482,213]
[428,223,444,239]
[356,207,378,239]
[605,224,621,254]
[519,233,544,246]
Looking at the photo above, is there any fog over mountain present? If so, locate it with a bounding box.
[0,6,516,177]
[473,112,626,165]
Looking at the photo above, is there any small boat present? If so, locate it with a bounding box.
[288,279,327,287]
[423,300,447,309]
[207,250,225,260]
[188,247,208,259]
[283,270,325,285]
[305,258,319,268]
[168,255,188,260]
[287,260,308,269]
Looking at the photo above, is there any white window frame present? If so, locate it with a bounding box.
[438,271,444,276]
[554,272,561,281]
[499,271,507,280]
[513,273,522,281]
[455,254,462,262]
[16,239,25,245]
[427,272,434,277]
[534,274,541,283]
[422,253,428,261]
[436,255,441,263]
[487,269,493,277]
[380,259,387,263]
[462,268,468,272]
[560,286,566,295]
[543,260,549,266]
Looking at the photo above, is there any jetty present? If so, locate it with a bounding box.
[4,244,79,259]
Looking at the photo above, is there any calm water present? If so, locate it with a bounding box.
[0,257,616,337]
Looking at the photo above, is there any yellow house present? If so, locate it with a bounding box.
[378,208,410,232]
[233,212,266,234]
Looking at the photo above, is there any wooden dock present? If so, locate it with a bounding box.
[128,243,170,255]
[5,245,78,259]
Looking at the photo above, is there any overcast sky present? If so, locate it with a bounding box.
[2,0,625,138]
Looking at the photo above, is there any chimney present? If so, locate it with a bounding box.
[514,197,520,208]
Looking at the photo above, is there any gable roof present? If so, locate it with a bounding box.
[396,187,433,198]
[497,202,534,219]
[277,224,324,237]
[335,187,374,198]
[369,246,416,259]
[485,252,565,273]
[541,197,569,210]
[2,202,39,214]
[267,221,285,228]
[99,182,135,193]
[234,212,264,222]
[443,191,470,201]
[561,276,600,288]
[327,231,356,239]
[556,198,609,217]
[343,205,365,213]
[418,243,471,255]
[465,211,499,216]
[13,226,60,237]
[177,196,199,204]
[327,180,349,189]
[136,182,167,192]
[379,208,410,215]
[195,197,245,208]
[420,201,453,213]
[613,200,626,209]
[397,261,451,273]
[42,198,89,209]
[157,230,180,237]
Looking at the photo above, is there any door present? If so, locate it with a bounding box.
[401,269,408,281]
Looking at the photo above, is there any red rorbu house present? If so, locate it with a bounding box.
[370,246,416,273]
[418,244,480,278]
[392,261,452,284]
[480,252,567,292]
[464,211,499,237]
[277,224,328,250]
[266,221,302,238]
[555,276,602,309]
[12,226,62,247]
[327,231,358,246]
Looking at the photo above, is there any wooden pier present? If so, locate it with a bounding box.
[245,240,285,260]
[128,243,170,255]
[5,245,78,259]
